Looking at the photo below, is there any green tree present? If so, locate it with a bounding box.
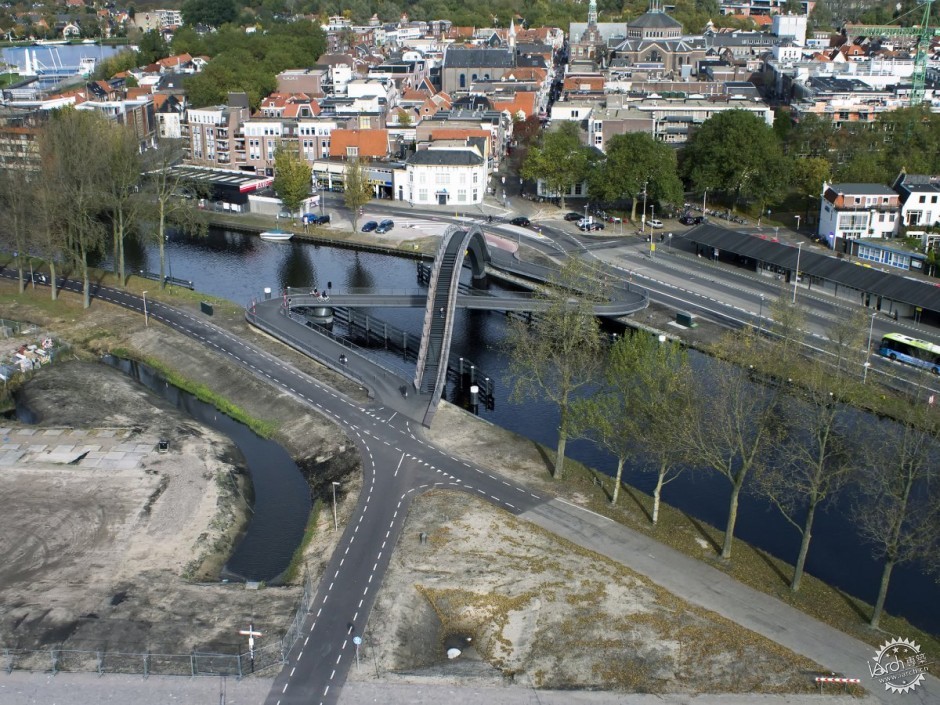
[809,0,833,31]
[589,133,683,221]
[574,332,693,516]
[136,29,169,65]
[683,110,785,211]
[791,156,830,214]
[273,144,312,217]
[521,122,592,210]
[503,258,607,479]
[343,158,373,231]
[182,0,238,27]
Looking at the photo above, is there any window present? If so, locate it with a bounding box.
[595,135,603,145]
[472,189,478,201]
[472,171,478,183]
[920,195,926,203]
[457,189,466,202]
[346,146,358,157]
[932,196,938,203]
[459,74,466,88]
[418,188,427,201]
[435,172,448,185]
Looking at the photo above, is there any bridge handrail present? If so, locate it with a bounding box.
[245,305,411,387]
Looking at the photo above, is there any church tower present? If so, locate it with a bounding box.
[587,0,598,27]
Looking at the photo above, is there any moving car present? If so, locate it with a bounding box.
[510,216,531,227]
[648,219,664,229]
[361,220,378,232]
[375,219,395,233]
[564,212,582,222]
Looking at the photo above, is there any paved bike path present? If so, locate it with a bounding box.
[521,500,938,705]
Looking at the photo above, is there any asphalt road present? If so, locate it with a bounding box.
[2,252,938,705]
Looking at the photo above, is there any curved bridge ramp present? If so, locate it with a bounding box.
[414,225,488,426]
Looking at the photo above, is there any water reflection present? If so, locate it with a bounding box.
[111,226,939,635]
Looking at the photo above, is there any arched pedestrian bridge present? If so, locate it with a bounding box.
[248,225,648,426]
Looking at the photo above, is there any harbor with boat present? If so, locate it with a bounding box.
[0,43,120,101]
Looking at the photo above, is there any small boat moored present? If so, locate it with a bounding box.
[259,229,293,242]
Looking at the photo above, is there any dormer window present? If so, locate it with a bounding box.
[347,146,358,157]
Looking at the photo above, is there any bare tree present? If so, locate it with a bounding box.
[755,360,857,591]
[854,400,940,628]
[768,292,807,369]
[39,109,110,308]
[824,307,870,378]
[503,258,607,479]
[681,329,782,559]
[104,124,145,285]
[141,140,207,287]
[0,155,33,293]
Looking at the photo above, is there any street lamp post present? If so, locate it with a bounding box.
[649,204,655,256]
[331,481,340,531]
[792,242,803,303]
[863,311,877,383]
[641,181,648,240]
[794,214,801,232]
[758,294,765,333]
[142,291,149,327]
[702,188,708,215]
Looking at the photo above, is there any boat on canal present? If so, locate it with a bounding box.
[259,229,293,242]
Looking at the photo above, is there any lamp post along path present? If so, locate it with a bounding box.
[864,312,877,382]
[142,291,149,327]
[792,243,803,304]
[331,481,340,531]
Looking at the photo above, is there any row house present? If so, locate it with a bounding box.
[258,93,320,119]
[277,67,328,97]
[892,174,940,229]
[0,108,43,171]
[183,96,250,167]
[818,182,900,251]
[396,143,487,205]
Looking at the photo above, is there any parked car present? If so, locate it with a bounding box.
[304,213,330,225]
[648,219,664,229]
[606,214,623,223]
[679,215,704,226]
[579,221,605,232]
[375,219,395,233]
[563,212,582,222]
[510,216,531,227]
[361,220,378,233]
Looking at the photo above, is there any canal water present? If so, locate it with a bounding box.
[102,355,310,584]
[116,227,939,635]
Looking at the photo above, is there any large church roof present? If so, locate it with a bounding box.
[630,10,682,30]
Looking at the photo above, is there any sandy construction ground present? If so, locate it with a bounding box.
[358,490,820,695]
[0,362,302,671]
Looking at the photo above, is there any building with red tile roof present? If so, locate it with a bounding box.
[328,129,390,159]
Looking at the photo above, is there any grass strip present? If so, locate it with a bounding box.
[282,499,322,584]
[109,347,278,438]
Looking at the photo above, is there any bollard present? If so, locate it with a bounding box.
[419,532,427,544]
[264,287,272,300]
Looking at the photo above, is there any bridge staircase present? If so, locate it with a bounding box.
[414,226,466,425]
